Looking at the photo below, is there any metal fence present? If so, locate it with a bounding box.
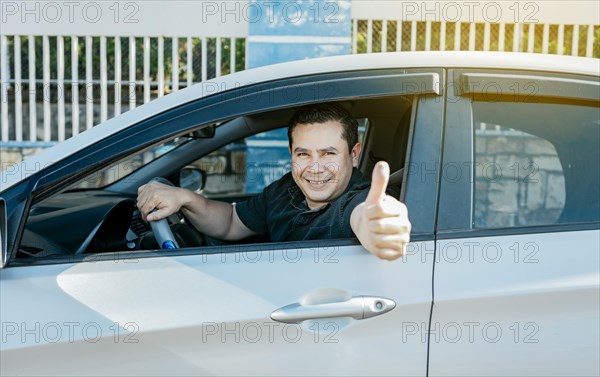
[0,35,246,146]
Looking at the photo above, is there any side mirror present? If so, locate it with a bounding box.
[179,167,206,192]
[188,124,216,139]
[0,198,7,268]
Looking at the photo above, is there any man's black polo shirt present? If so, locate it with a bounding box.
[236,168,391,242]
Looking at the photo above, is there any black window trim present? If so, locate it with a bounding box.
[458,72,600,102]
[7,232,436,268]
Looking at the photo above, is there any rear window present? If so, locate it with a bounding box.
[472,100,599,228]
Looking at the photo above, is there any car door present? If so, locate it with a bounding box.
[1,68,444,375]
[430,69,600,375]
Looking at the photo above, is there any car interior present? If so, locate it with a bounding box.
[17,95,415,260]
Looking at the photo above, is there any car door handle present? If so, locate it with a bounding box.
[270,295,396,324]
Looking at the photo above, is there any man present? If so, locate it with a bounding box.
[137,103,411,260]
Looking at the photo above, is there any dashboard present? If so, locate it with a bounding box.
[21,191,140,257]
[19,190,243,259]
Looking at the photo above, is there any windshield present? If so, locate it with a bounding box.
[70,137,189,190]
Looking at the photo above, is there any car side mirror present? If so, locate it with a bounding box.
[0,198,7,268]
[180,167,206,192]
[188,124,216,139]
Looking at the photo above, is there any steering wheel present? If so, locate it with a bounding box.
[75,199,136,254]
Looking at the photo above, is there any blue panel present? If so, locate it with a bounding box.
[248,0,351,38]
[245,128,291,192]
[245,144,291,193]
[249,127,288,141]
[248,42,350,67]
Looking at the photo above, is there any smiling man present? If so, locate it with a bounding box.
[137,103,411,260]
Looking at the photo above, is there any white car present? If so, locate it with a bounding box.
[1,51,599,376]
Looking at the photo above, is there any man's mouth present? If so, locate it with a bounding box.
[304,177,332,187]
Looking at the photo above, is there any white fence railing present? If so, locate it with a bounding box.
[0,35,246,145]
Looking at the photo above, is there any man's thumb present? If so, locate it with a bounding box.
[366,161,390,204]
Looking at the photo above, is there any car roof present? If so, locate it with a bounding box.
[2,51,599,192]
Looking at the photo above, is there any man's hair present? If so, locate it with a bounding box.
[287,103,359,153]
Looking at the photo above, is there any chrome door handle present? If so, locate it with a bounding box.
[271,296,396,324]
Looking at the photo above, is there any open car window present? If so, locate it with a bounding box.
[16,94,417,262]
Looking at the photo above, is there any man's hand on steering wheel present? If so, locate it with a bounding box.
[137,180,191,222]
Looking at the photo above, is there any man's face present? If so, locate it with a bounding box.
[289,120,361,209]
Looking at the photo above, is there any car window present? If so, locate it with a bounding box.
[16,94,413,262]
[192,122,368,198]
[473,100,599,228]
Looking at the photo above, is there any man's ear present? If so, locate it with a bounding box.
[351,143,362,167]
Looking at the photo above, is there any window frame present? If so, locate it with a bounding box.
[7,68,444,266]
[437,68,600,239]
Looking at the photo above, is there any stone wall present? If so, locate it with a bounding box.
[475,128,565,228]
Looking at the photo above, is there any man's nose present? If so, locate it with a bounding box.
[308,160,325,174]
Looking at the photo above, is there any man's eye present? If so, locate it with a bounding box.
[297,153,308,157]
[324,152,335,156]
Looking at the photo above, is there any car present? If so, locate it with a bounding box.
[1,51,599,376]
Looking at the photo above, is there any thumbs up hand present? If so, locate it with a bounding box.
[350,161,411,260]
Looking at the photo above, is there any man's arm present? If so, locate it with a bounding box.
[350,161,411,261]
[137,182,256,241]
